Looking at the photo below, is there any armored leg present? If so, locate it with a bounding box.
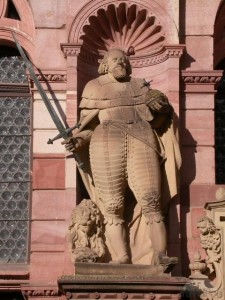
[127,131,167,264]
[90,124,129,263]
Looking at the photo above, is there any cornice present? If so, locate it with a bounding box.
[181,70,223,93]
[61,44,185,68]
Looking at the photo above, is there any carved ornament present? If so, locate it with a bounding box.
[61,44,82,58]
[64,0,182,67]
[69,0,178,46]
[28,71,67,84]
[62,44,184,67]
[22,289,59,299]
[189,216,223,300]
[182,70,223,93]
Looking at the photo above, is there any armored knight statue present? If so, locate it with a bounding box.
[63,48,181,265]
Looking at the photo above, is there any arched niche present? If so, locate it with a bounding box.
[62,1,183,98]
[0,0,35,61]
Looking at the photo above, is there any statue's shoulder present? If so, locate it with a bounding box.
[130,77,149,93]
[82,75,111,100]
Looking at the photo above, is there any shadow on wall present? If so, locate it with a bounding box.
[180,106,197,276]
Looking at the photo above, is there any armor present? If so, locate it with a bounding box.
[65,49,181,265]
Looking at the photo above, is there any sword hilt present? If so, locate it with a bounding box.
[47,123,81,144]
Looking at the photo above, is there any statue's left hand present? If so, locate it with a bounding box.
[149,98,171,114]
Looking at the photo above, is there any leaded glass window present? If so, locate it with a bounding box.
[0,47,30,263]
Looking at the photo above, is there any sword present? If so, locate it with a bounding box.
[12,33,85,171]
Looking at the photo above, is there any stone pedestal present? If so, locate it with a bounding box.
[58,263,190,300]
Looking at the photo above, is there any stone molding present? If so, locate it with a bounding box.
[182,70,223,93]
[58,274,189,300]
[22,289,59,299]
[0,82,30,94]
[28,71,67,90]
[61,44,82,58]
[61,44,184,67]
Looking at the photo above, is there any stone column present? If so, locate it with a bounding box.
[61,43,81,127]
[180,70,223,274]
[60,43,82,197]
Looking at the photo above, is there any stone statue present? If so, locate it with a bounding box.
[63,48,181,265]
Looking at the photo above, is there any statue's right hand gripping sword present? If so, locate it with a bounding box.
[12,33,85,170]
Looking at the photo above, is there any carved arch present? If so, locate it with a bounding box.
[69,0,178,45]
[0,0,35,60]
[64,0,181,67]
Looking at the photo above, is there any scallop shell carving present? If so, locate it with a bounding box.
[80,3,165,57]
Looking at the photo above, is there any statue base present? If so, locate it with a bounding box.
[58,263,190,299]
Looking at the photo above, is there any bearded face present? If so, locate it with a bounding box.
[107,50,128,80]
[111,65,127,79]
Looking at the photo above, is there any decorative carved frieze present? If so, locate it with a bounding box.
[62,44,184,67]
[22,289,59,299]
[28,72,67,83]
[27,71,67,89]
[182,70,223,93]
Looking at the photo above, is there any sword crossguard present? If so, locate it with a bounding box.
[47,124,81,144]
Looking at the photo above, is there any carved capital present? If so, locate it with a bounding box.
[61,43,82,58]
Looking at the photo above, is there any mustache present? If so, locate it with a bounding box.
[113,64,126,69]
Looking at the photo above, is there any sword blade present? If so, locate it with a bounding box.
[13,33,68,139]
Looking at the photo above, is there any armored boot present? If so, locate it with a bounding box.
[145,212,178,266]
[105,222,129,264]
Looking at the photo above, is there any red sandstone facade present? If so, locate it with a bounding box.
[0,0,225,299]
